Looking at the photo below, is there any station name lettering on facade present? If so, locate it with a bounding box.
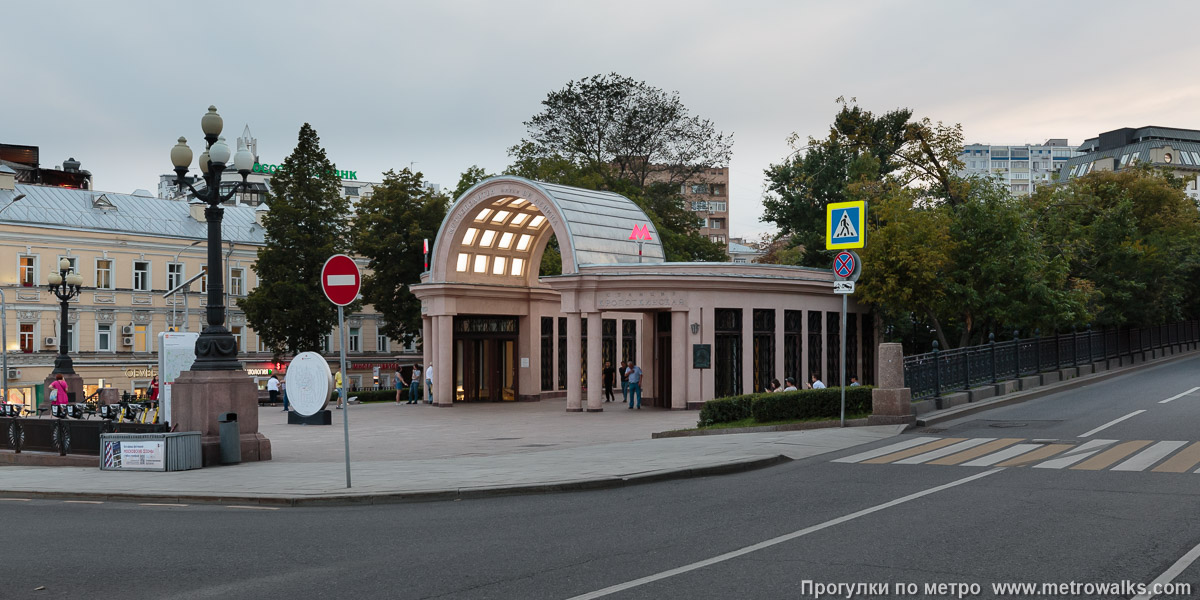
[252,163,357,181]
[123,367,158,378]
[597,292,687,309]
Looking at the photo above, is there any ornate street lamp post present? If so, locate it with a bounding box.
[169,106,255,371]
[47,258,83,375]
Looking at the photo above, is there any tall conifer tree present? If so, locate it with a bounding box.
[239,123,354,357]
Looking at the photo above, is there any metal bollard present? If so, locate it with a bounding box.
[218,412,240,465]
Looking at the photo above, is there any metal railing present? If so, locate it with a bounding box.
[903,320,1200,401]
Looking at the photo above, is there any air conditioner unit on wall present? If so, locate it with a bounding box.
[122,336,134,346]
[121,325,134,335]
[6,369,19,379]
[44,336,57,347]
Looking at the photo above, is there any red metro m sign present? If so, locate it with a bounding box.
[629,224,653,241]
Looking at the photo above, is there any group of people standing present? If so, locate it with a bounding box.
[601,359,644,409]
[394,363,434,405]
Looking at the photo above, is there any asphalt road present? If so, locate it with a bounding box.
[7,355,1200,600]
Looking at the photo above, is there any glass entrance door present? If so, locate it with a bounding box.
[454,336,518,402]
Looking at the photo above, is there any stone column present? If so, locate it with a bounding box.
[435,315,453,407]
[586,312,603,412]
[869,342,914,426]
[671,310,687,409]
[741,309,754,394]
[566,313,582,411]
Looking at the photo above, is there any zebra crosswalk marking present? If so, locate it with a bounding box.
[1112,441,1188,472]
[832,437,940,463]
[1033,440,1117,469]
[1152,442,1200,473]
[894,438,996,465]
[862,438,966,464]
[926,438,1023,466]
[992,444,1072,467]
[1072,440,1154,471]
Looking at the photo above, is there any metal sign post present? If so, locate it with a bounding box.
[831,249,862,427]
[338,304,350,488]
[321,254,361,489]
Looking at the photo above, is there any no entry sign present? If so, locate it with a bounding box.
[321,254,361,306]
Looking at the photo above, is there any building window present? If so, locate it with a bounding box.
[95,259,113,290]
[323,333,332,353]
[133,324,150,352]
[714,309,743,398]
[133,260,151,291]
[348,328,360,352]
[200,266,208,293]
[808,311,823,383]
[167,263,184,290]
[784,310,802,386]
[61,323,74,353]
[752,309,775,393]
[97,323,112,352]
[344,186,360,196]
[541,317,553,391]
[377,331,389,352]
[230,267,245,296]
[558,317,567,390]
[18,255,36,287]
[709,218,725,229]
[621,318,637,365]
[231,326,243,352]
[826,312,840,387]
[19,323,34,353]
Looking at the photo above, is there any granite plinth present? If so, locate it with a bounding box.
[171,369,271,466]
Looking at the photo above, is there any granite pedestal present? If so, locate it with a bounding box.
[171,369,271,466]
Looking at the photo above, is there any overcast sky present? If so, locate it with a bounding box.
[4,1,1198,241]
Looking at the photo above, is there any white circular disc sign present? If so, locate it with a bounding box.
[285,352,333,417]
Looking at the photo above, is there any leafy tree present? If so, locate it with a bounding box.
[512,73,733,189]
[239,123,353,358]
[761,99,964,268]
[352,168,449,345]
[452,165,495,200]
[1032,167,1200,327]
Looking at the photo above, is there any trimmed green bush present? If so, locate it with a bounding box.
[750,386,873,422]
[698,394,756,426]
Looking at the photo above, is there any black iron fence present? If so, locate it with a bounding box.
[903,321,1200,401]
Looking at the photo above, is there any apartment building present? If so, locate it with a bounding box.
[0,171,414,411]
[958,139,1080,195]
[1057,126,1200,201]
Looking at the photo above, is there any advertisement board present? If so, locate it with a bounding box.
[158,332,198,426]
[102,440,166,471]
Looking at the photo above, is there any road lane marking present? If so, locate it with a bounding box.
[832,437,940,463]
[894,438,996,464]
[963,443,1045,467]
[1132,538,1200,600]
[1072,440,1153,470]
[1080,410,1145,437]
[63,500,103,504]
[1112,441,1188,472]
[1153,442,1200,473]
[927,439,1023,465]
[1033,440,1117,469]
[0,498,31,502]
[226,505,279,510]
[1158,386,1200,404]
[565,469,1004,600]
[140,503,188,507]
[862,438,967,464]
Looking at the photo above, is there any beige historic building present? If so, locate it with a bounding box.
[0,168,412,412]
[413,176,873,411]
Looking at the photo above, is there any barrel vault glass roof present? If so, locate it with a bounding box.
[0,184,264,244]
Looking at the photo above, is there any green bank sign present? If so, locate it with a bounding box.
[253,163,357,180]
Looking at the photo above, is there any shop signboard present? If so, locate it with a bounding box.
[102,439,165,471]
[158,331,198,426]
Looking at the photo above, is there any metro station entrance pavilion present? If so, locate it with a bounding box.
[412,176,872,411]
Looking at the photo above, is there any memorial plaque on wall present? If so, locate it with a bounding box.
[693,344,711,369]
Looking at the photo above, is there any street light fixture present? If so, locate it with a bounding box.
[47,258,83,375]
[170,106,255,371]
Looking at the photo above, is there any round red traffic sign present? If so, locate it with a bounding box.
[833,251,856,278]
[321,254,360,306]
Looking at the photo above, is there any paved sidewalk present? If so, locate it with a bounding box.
[0,401,905,505]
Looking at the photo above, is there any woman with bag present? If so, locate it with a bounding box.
[49,374,69,406]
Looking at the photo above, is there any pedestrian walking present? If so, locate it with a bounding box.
[268,373,281,409]
[149,376,160,401]
[620,360,630,404]
[408,364,421,404]
[849,376,860,387]
[281,378,290,412]
[49,374,69,406]
[626,360,643,409]
[395,366,408,404]
[602,361,616,402]
[335,369,344,409]
[425,363,434,404]
[782,377,798,392]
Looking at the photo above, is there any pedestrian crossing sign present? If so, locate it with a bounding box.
[826,201,865,250]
